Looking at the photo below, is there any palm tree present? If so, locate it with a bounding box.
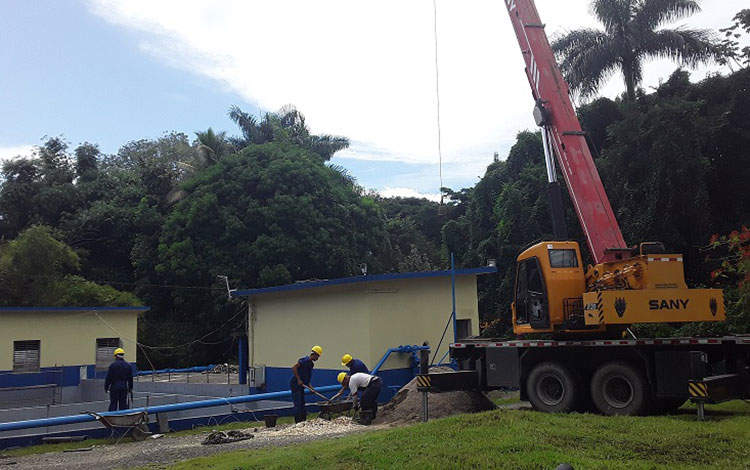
[194,127,231,166]
[552,0,725,101]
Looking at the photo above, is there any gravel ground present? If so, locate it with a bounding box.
[5,417,377,470]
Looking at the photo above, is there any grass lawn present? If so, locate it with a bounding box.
[164,401,750,470]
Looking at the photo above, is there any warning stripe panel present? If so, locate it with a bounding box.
[688,382,708,397]
[416,375,431,387]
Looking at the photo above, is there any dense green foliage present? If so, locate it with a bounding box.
[0,225,140,306]
[2,66,749,365]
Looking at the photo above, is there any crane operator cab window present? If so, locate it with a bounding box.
[515,257,549,328]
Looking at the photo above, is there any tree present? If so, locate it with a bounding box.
[194,127,232,167]
[0,225,140,306]
[720,9,750,68]
[552,0,724,101]
[228,105,349,161]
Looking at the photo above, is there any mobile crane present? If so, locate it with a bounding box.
[425,0,750,417]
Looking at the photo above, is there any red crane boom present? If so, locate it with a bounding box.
[502,0,627,264]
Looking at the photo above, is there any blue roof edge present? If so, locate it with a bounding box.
[0,306,150,312]
[232,266,497,298]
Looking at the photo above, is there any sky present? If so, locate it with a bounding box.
[0,0,743,200]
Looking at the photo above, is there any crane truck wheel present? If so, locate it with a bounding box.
[526,362,579,413]
[590,361,649,416]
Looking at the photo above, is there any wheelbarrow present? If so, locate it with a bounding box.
[88,411,152,441]
[317,400,353,420]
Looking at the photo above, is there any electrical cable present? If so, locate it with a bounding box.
[92,303,245,352]
[430,312,453,365]
[433,0,444,195]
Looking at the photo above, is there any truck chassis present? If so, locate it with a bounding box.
[446,337,750,417]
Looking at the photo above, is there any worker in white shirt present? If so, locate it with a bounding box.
[334,371,383,424]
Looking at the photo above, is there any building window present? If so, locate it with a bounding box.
[456,319,472,340]
[96,338,121,370]
[13,340,40,373]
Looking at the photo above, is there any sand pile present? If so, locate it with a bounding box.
[374,368,496,425]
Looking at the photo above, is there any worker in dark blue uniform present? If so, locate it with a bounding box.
[341,353,369,374]
[105,347,133,411]
[290,345,322,423]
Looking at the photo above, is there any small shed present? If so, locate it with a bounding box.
[0,306,148,393]
[232,267,495,393]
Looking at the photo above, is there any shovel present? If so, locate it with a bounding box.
[305,385,333,404]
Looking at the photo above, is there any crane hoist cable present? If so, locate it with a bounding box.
[433,0,445,210]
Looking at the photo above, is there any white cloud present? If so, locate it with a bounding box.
[0,145,35,162]
[379,186,441,202]
[86,0,738,192]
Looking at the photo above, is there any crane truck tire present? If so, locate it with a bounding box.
[526,362,579,413]
[590,361,649,416]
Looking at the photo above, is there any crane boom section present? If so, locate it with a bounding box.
[502,0,627,263]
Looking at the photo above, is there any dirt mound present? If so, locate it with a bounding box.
[374,368,496,425]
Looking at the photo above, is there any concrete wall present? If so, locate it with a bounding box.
[248,274,481,389]
[0,308,142,373]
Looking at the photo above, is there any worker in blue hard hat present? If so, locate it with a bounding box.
[340,353,369,374]
[105,347,133,411]
[290,345,322,423]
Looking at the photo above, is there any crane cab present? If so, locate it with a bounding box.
[512,241,594,335]
[512,241,726,336]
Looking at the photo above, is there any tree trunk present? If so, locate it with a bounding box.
[622,59,636,102]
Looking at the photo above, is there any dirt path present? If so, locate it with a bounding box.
[6,418,380,470]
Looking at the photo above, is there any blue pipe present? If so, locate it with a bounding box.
[371,345,430,375]
[136,365,215,376]
[0,385,340,433]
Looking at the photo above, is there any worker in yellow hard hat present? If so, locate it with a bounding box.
[290,345,322,423]
[341,353,369,374]
[104,347,133,411]
[333,371,382,425]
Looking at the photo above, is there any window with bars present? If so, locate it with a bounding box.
[13,340,40,373]
[96,338,121,370]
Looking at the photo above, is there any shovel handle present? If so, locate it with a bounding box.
[305,385,332,403]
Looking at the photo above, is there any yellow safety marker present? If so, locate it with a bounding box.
[688,382,708,398]
[416,375,432,388]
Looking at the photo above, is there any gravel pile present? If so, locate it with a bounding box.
[261,416,361,437]
[374,368,496,425]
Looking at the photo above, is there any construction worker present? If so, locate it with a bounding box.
[290,345,322,423]
[104,348,133,411]
[340,353,369,374]
[334,372,382,425]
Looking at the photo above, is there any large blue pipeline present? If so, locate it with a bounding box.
[0,345,429,434]
[0,385,341,433]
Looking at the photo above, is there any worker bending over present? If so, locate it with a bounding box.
[105,347,133,411]
[290,345,322,423]
[341,353,369,374]
[334,372,382,425]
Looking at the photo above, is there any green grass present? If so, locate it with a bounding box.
[163,401,750,470]
[0,414,309,458]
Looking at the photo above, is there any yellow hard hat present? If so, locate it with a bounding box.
[337,372,348,384]
[113,348,125,357]
[341,354,352,367]
[311,345,323,356]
